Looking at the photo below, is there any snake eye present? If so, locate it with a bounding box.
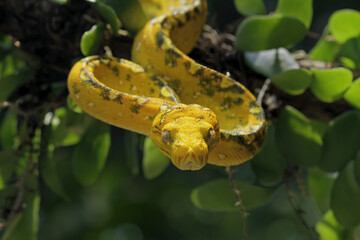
[161,129,171,145]
[205,128,216,146]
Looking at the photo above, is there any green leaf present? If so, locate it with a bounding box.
[39,144,69,200]
[310,68,353,103]
[67,95,82,113]
[319,111,360,172]
[316,210,350,240]
[80,23,106,56]
[308,168,336,213]
[1,214,23,240]
[72,119,110,185]
[310,39,339,62]
[0,151,18,190]
[355,151,360,186]
[329,9,360,43]
[0,70,31,102]
[143,137,169,180]
[3,192,40,240]
[339,36,360,69]
[235,15,307,51]
[272,69,312,95]
[331,161,360,228]
[344,78,360,109]
[39,123,69,200]
[0,33,12,53]
[340,57,357,70]
[0,110,18,150]
[95,1,120,35]
[251,125,287,186]
[0,54,31,102]
[244,48,299,78]
[234,0,266,16]
[275,106,323,167]
[49,107,91,147]
[309,27,339,62]
[103,0,148,36]
[124,131,141,176]
[0,51,25,77]
[275,0,313,28]
[51,0,68,4]
[191,179,277,212]
[310,119,329,137]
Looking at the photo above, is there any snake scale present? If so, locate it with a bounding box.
[67,0,267,170]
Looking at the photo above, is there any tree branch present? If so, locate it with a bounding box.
[226,166,249,240]
[283,170,318,240]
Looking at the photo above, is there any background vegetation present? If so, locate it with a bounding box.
[0,0,360,239]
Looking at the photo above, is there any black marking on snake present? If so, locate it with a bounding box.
[100,89,111,101]
[219,83,245,94]
[151,75,166,87]
[130,98,149,114]
[253,112,265,120]
[168,78,181,94]
[152,125,161,133]
[87,61,96,69]
[193,5,200,14]
[185,11,191,22]
[249,101,260,108]
[199,75,218,96]
[221,131,257,155]
[111,66,119,76]
[159,107,175,125]
[114,95,123,104]
[155,31,166,49]
[126,74,131,81]
[80,68,91,81]
[184,61,191,70]
[226,115,237,120]
[221,97,242,111]
[72,82,80,94]
[184,61,205,76]
[130,105,141,114]
[158,146,170,155]
[187,60,246,95]
[160,17,170,30]
[82,78,98,88]
[99,57,111,67]
[165,48,182,67]
[254,129,266,149]
[172,9,185,27]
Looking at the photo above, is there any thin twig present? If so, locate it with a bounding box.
[226,166,249,240]
[283,173,318,240]
[294,168,308,197]
[0,101,27,116]
[0,100,64,118]
[2,146,34,230]
[306,31,321,39]
[257,78,271,105]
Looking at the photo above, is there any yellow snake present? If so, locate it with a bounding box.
[67,0,267,170]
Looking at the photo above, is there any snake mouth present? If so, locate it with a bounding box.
[172,149,208,171]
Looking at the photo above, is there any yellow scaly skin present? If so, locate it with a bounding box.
[67,0,267,170]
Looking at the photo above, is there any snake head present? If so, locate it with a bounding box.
[151,104,220,170]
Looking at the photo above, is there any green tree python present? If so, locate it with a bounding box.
[67,0,267,170]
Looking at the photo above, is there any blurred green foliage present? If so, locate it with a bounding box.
[1,0,360,239]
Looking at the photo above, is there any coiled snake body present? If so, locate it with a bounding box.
[67,0,267,170]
